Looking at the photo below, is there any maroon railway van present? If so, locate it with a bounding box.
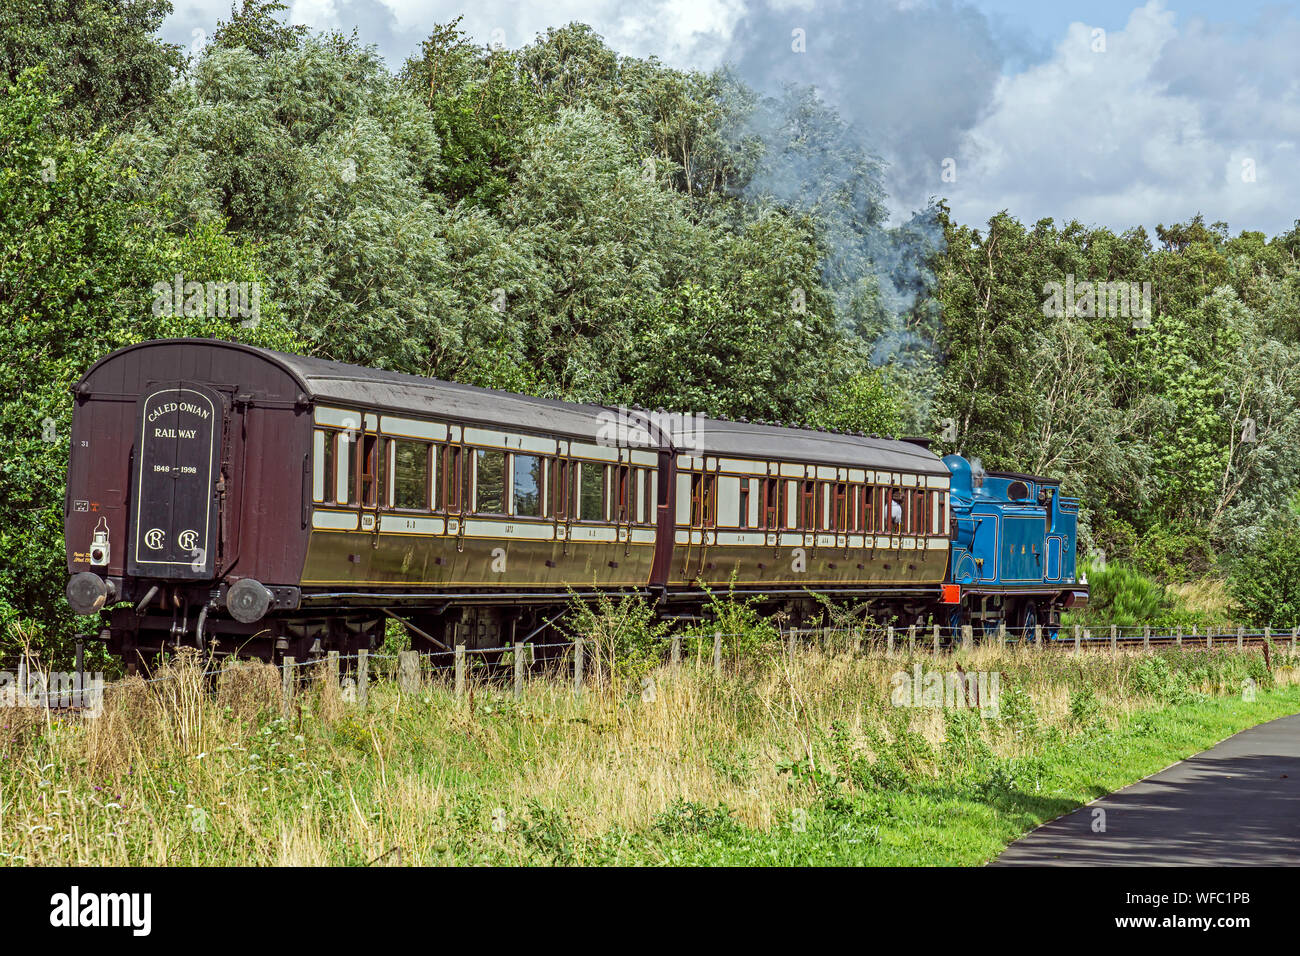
[65,339,311,664]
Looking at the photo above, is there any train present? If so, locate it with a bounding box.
[63,339,1087,665]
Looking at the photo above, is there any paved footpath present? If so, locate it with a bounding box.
[994,713,1300,865]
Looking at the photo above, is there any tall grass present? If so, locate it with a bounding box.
[1,619,1295,866]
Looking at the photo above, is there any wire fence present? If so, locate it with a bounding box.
[3,620,1297,712]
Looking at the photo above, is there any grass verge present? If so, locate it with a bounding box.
[1,638,1297,866]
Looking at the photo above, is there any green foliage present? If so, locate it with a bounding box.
[0,0,182,136]
[1128,655,1194,706]
[0,67,299,660]
[1077,561,1175,627]
[1067,686,1102,729]
[562,591,668,693]
[1228,518,1300,627]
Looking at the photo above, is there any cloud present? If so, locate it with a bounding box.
[719,0,1033,221]
[159,0,1299,235]
[948,1,1300,235]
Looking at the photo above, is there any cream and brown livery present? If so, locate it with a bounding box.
[64,339,1080,665]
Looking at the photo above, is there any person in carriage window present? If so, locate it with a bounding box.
[890,489,904,529]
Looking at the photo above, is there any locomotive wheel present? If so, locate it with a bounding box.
[1018,600,1039,641]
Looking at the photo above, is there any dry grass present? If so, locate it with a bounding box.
[0,639,1296,865]
[1168,577,1236,620]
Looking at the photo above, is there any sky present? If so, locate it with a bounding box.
[162,0,1300,236]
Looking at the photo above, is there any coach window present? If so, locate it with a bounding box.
[513,453,543,517]
[799,480,816,531]
[688,474,703,528]
[834,482,848,532]
[391,440,431,511]
[614,464,631,523]
[313,429,333,503]
[359,434,383,507]
[911,488,927,535]
[578,462,605,521]
[761,478,777,530]
[475,448,506,514]
[552,458,570,519]
[336,431,356,505]
[737,478,751,529]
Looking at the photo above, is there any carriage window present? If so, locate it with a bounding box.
[614,465,631,522]
[313,429,333,503]
[637,469,651,523]
[441,445,465,513]
[784,479,798,529]
[391,440,430,510]
[359,434,382,507]
[911,488,927,535]
[834,482,848,532]
[689,473,703,528]
[738,478,751,529]
[336,432,356,505]
[512,453,543,517]
[763,478,778,530]
[552,458,570,519]
[578,462,605,521]
[474,448,506,514]
[800,480,817,531]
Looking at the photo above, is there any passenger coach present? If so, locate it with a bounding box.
[63,339,1077,665]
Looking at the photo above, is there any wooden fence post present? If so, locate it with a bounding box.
[961,624,973,651]
[1143,625,1150,651]
[514,642,525,699]
[398,650,418,695]
[281,656,294,717]
[1176,626,1183,648]
[1074,625,1081,652]
[453,644,465,698]
[357,649,369,707]
[327,650,339,689]
[574,637,585,695]
[1206,626,1213,650]
[1034,624,1042,647]
[1292,627,1298,654]
[932,623,940,654]
[1263,626,1271,649]
[713,631,722,675]
[907,624,916,654]
[74,640,84,704]
[1237,626,1245,650]
[997,622,1006,648]
[670,635,680,665]
[886,626,895,658]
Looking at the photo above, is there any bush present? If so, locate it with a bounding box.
[562,591,668,693]
[1076,561,1174,626]
[1228,519,1300,628]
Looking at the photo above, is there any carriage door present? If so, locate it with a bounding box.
[357,413,382,537]
[128,382,227,580]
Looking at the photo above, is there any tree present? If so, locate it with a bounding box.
[0,0,182,136]
[0,68,298,662]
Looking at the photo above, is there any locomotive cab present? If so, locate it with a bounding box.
[942,454,1086,636]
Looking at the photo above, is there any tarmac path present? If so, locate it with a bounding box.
[993,713,1300,865]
